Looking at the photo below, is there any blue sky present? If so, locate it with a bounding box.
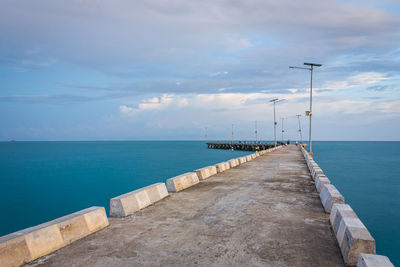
[1,0,399,141]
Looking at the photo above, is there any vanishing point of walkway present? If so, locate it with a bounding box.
[29,145,344,266]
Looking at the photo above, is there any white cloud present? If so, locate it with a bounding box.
[120,94,189,116]
[119,91,400,121]
[322,72,388,91]
[225,37,254,51]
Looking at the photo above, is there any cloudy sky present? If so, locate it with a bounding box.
[1,0,399,141]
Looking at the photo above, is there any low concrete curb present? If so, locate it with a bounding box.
[299,145,385,266]
[110,183,169,217]
[338,217,375,265]
[311,167,324,181]
[195,165,218,180]
[215,162,230,173]
[166,172,200,192]
[320,184,345,213]
[357,254,394,267]
[0,207,108,267]
[330,204,356,235]
[315,174,330,193]
[238,157,247,164]
[228,158,239,168]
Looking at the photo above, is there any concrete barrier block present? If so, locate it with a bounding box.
[238,157,247,164]
[312,167,324,180]
[166,172,200,192]
[338,217,375,266]
[315,175,330,193]
[0,232,32,267]
[330,204,357,236]
[195,165,217,180]
[216,162,230,173]
[308,161,317,170]
[0,206,108,267]
[144,183,169,204]
[358,254,394,267]
[307,161,313,169]
[110,189,151,217]
[320,184,345,213]
[228,159,239,168]
[55,206,108,244]
[246,155,252,161]
[309,164,319,175]
[22,224,64,260]
[110,183,168,217]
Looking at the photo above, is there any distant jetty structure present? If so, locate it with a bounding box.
[206,141,275,151]
[0,145,395,266]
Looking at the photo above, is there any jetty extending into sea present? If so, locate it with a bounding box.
[0,145,394,266]
[206,142,276,151]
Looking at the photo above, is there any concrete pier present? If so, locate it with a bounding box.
[206,142,275,151]
[26,145,345,266]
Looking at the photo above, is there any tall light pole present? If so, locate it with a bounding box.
[231,124,234,145]
[269,98,284,147]
[255,120,258,143]
[289,62,322,155]
[281,117,285,144]
[296,115,303,144]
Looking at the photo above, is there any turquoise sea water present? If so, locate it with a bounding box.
[0,141,250,237]
[0,141,399,265]
[311,141,400,266]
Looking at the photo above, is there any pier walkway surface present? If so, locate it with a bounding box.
[29,145,344,266]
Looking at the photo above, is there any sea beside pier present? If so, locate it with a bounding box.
[0,144,395,266]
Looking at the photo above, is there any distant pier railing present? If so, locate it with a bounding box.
[206,142,276,151]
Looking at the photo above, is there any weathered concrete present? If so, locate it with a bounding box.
[330,203,376,266]
[316,174,331,193]
[330,204,356,235]
[166,172,199,192]
[110,183,169,217]
[0,207,108,267]
[27,145,344,267]
[320,184,345,213]
[357,254,394,267]
[311,167,324,181]
[337,217,375,265]
[228,158,239,168]
[215,162,230,173]
[238,156,247,164]
[195,166,218,180]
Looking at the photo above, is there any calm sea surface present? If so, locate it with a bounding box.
[0,141,250,237]
[311,141,400,266]
[0,141,399,264]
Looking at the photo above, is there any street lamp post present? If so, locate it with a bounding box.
[231,124,234,145]
[296,115,302,144]
[255,120,258,143]
[281,118,285,144]
[289,62,322,155]
[269,99,284,147]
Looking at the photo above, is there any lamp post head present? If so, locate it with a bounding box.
[304,62,322,67]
